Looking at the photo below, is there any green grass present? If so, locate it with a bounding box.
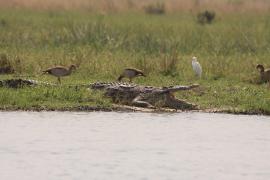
[0,85,112,110]
[0,9,269,114]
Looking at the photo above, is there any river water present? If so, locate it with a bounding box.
[0,112,269,180]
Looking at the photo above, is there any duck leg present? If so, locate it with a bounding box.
[57,77,61,84]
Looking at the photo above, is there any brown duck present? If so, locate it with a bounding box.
[256,64,270,86]
[118,68,146,82]
[43,64,76,84]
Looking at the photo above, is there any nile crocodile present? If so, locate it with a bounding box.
[0,78,54,88]
[0,79,39,88]
[0,79,199,110]
[89,82,199,110]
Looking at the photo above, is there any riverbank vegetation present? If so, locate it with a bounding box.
[0,2,269,114]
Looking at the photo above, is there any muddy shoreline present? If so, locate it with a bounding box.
[0,105,269,116]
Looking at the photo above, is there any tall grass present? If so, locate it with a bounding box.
[1,0,270,13]
[0,10,269,80]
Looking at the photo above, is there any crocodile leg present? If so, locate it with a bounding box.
[132,95,154,108]
[165,93,198,110]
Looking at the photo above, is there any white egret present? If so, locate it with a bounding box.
[191,56,202,78]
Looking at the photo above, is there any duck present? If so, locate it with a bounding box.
[256,64,270,85]
[118,68,146,83]
[191,56,202,78]
[43,64,76,84]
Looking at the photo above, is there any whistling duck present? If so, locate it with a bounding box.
[256,64,270,86]
[118,68,146,82]
[43,64,76,84]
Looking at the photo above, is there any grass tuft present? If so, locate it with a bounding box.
[144,2,165,15]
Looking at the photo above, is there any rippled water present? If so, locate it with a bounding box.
[0,112,270,180]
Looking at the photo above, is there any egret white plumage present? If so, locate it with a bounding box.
[191,56,202,78]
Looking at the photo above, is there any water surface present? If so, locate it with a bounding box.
[0,112,270,180]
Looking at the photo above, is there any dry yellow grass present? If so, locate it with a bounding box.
[0,0,270,13]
